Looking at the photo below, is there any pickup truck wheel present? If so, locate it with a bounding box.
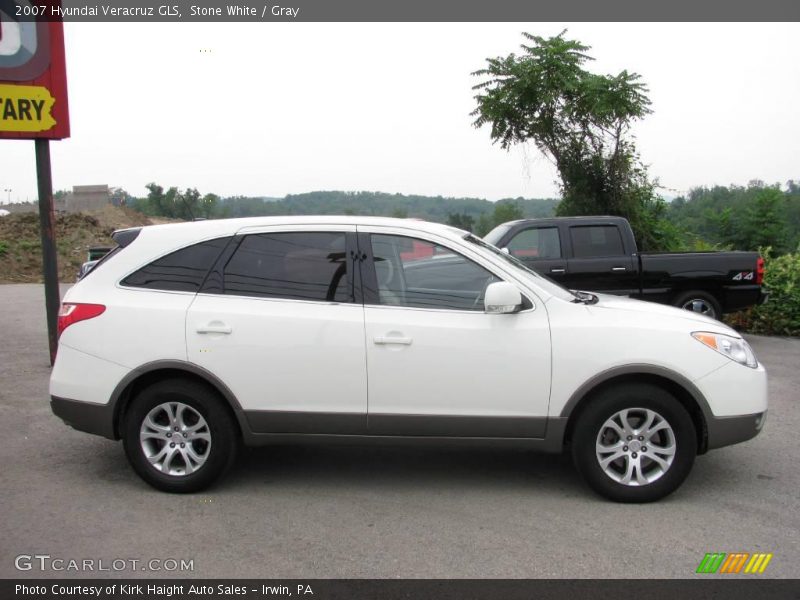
[572,383,697,503]
[122,379,238,493]
[673,291,721,320]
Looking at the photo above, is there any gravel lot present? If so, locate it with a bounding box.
[1,283,798,579]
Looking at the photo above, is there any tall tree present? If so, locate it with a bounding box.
[472,31,676,250]
[741,188,788,252]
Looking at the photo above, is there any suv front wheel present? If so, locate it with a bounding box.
[122,379,238,493]
[571,383,697,503]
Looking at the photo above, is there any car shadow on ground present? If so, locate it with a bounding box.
[223,443,585,495]
[82,436,753,502]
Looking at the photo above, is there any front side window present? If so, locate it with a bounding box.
[121,237,230,292]
[370,234,496,311]
[570,225,625,258]
[223,232,349,302]
[508,227,562,259]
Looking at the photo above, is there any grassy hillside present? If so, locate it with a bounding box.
[0,206,157,283]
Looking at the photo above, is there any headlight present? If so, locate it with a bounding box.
[692,332,758,368]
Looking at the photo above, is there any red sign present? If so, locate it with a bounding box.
[0,1,70,139]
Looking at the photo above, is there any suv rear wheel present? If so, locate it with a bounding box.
[122,379,238,493]
[571,383,697,503]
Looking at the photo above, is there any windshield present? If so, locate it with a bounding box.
[463,234,575,302]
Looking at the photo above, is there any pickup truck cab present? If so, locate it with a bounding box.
[485,216,767,319]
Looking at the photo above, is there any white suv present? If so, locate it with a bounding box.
[50,217,767,501]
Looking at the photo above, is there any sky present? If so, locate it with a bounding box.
[1,22,798,203]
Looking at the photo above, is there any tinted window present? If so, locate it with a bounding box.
[370,234,496,311]
[508,227,561,259]
[223,232,349,302]
[570,225,624,258]
[122,237,230,292]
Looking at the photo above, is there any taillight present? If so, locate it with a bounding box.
[756,257,765,286]
[57,303,106,339]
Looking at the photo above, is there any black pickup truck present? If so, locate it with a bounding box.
[484,216,767,319]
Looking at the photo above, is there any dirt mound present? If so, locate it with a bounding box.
[0,205,166,283]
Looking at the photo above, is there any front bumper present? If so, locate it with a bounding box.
[51,396,117,440]
[706,411,767,450]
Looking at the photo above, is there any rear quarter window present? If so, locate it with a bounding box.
[121,237,231,292]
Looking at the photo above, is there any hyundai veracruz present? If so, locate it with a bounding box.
[50,217,767,502]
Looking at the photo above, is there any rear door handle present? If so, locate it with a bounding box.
[611,267,627,272]
[550,268,566,274]
[196,323,232,334]
[374,336,413,345]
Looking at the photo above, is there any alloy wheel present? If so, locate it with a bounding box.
[139,402,211,476]
[595,408,677,486]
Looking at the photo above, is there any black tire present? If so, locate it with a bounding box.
[672,290,722,320]
[122,379,238,493]
[571,383,697,503]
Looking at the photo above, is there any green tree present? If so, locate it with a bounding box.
[472,31,677,250]
[144,183,179,218]
[179,188,202,220]
[671,182,795,252]
[447,212,475,232]
[492,201,523,225]
[741,188,788,252]
[200,193,220,219]
[474,213,494,237]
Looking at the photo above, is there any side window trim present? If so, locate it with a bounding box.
[356,232,380,306]
[198,234,245,295]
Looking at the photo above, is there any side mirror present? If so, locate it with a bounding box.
[484,281,523,314]
[500,247,510,254]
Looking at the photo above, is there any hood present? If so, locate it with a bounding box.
[585,292,734,330]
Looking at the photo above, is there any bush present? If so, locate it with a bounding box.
[726,252,800,336]
[0,240,7,256]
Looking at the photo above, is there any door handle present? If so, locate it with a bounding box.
[374,336,413,345]
[196,323,232,334]
[611,267,627,272]
[550,268,566,274]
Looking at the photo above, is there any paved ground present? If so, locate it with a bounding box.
[0,283,798,579]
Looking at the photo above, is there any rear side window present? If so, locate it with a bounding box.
[122,237,230,292]
[507,227,562,259]
[570,225,624,258]
[222,232,349,302]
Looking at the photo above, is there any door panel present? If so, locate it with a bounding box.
[364,306,551,436]
[566,225,637,293]
[361,231,552,437]
[186,229,368,433]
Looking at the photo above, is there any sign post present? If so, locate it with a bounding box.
[35,138,60,364]
[1,1,71,365]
